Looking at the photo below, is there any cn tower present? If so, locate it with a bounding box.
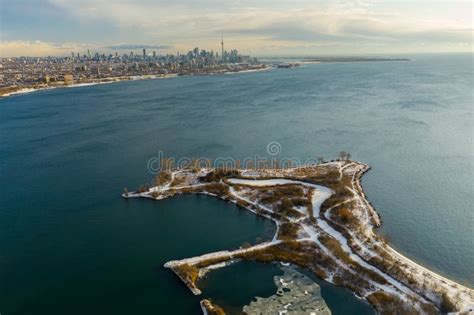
[221,36,224,62]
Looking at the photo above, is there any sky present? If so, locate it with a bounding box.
[0,0,472,57]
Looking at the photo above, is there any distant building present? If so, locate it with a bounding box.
[63,74,74,84]
[91,66,100,75]
[0,42,262,89]
[75,65,87,72]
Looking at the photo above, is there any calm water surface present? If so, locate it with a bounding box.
[200,262,374,315]
[0,54,472,314]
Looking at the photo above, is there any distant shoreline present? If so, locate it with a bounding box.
[264,57,411,64]
[0,74,177,98]
[0,65,271,99]
[302,57,411,63]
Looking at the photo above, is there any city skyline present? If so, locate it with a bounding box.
[0,41,266,94]
[0,0,472,57]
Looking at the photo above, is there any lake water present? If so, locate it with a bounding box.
[200,262,374,314]
[0,53,472,314]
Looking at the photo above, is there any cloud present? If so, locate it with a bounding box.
[228,16,473,45]
[3,1,473,55]
[0,40,94,57]
[0,41,175,57]
[105,44,172,50]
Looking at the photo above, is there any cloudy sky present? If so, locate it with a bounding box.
[0,0,472,56]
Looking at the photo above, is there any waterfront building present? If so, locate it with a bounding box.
[63,74,74,84]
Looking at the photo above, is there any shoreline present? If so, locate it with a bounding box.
[356,166,471,291]
[223,67,272,75]
[123,161,473,314]
[0,76,166,98]
[0,65,271,99]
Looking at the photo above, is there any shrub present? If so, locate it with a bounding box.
[292,197,311,207]
[202,300,226,315]
[275,199,304,218]
[440,293,457,313]
[137,185,149,193]
[170,176,186,187]
[318,234,353,265]
[155,171,171,186]
[173,263,199,285]
[337,207,353,223]
[205,183,230,196]
[201,169,239,183]
[277,222,301,240]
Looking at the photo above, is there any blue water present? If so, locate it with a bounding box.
[0,54,472,314]
[200,262,374,314]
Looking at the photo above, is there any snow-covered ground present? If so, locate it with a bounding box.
[125,162,474,313]
[227,175,430,310]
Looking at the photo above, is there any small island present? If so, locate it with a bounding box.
[123,160,473,314]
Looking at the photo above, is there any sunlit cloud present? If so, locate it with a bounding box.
[1,0,472,56]
[105,44,173,50]
[0,40,94,57]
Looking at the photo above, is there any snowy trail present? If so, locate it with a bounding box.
[128,164,473,313]
[226,176,430,307]
[227,178,333,209]
[164,240,282,268]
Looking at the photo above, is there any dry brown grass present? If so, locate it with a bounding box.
[337,207,354,223]
[367,292,438,315]
[201,299,226,315]
[170,176,187,187]
[195,256,232,269]
[280,169,354,218]
[137,184,149,193]
[440,292,458,313]
[274,198,305,219]
[160,166,444,315]
[257,185,305,204]
[277,222,301,240]
[173,263,199,287]
[201,169,240,183]
[319,233,389,286]
[235,241,329,280]
[150,191,160,198]
[155,171,172,186]
[318,234,354,266]
[204,183,230,196]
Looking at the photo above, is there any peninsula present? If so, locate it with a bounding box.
[123,161,473,314]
